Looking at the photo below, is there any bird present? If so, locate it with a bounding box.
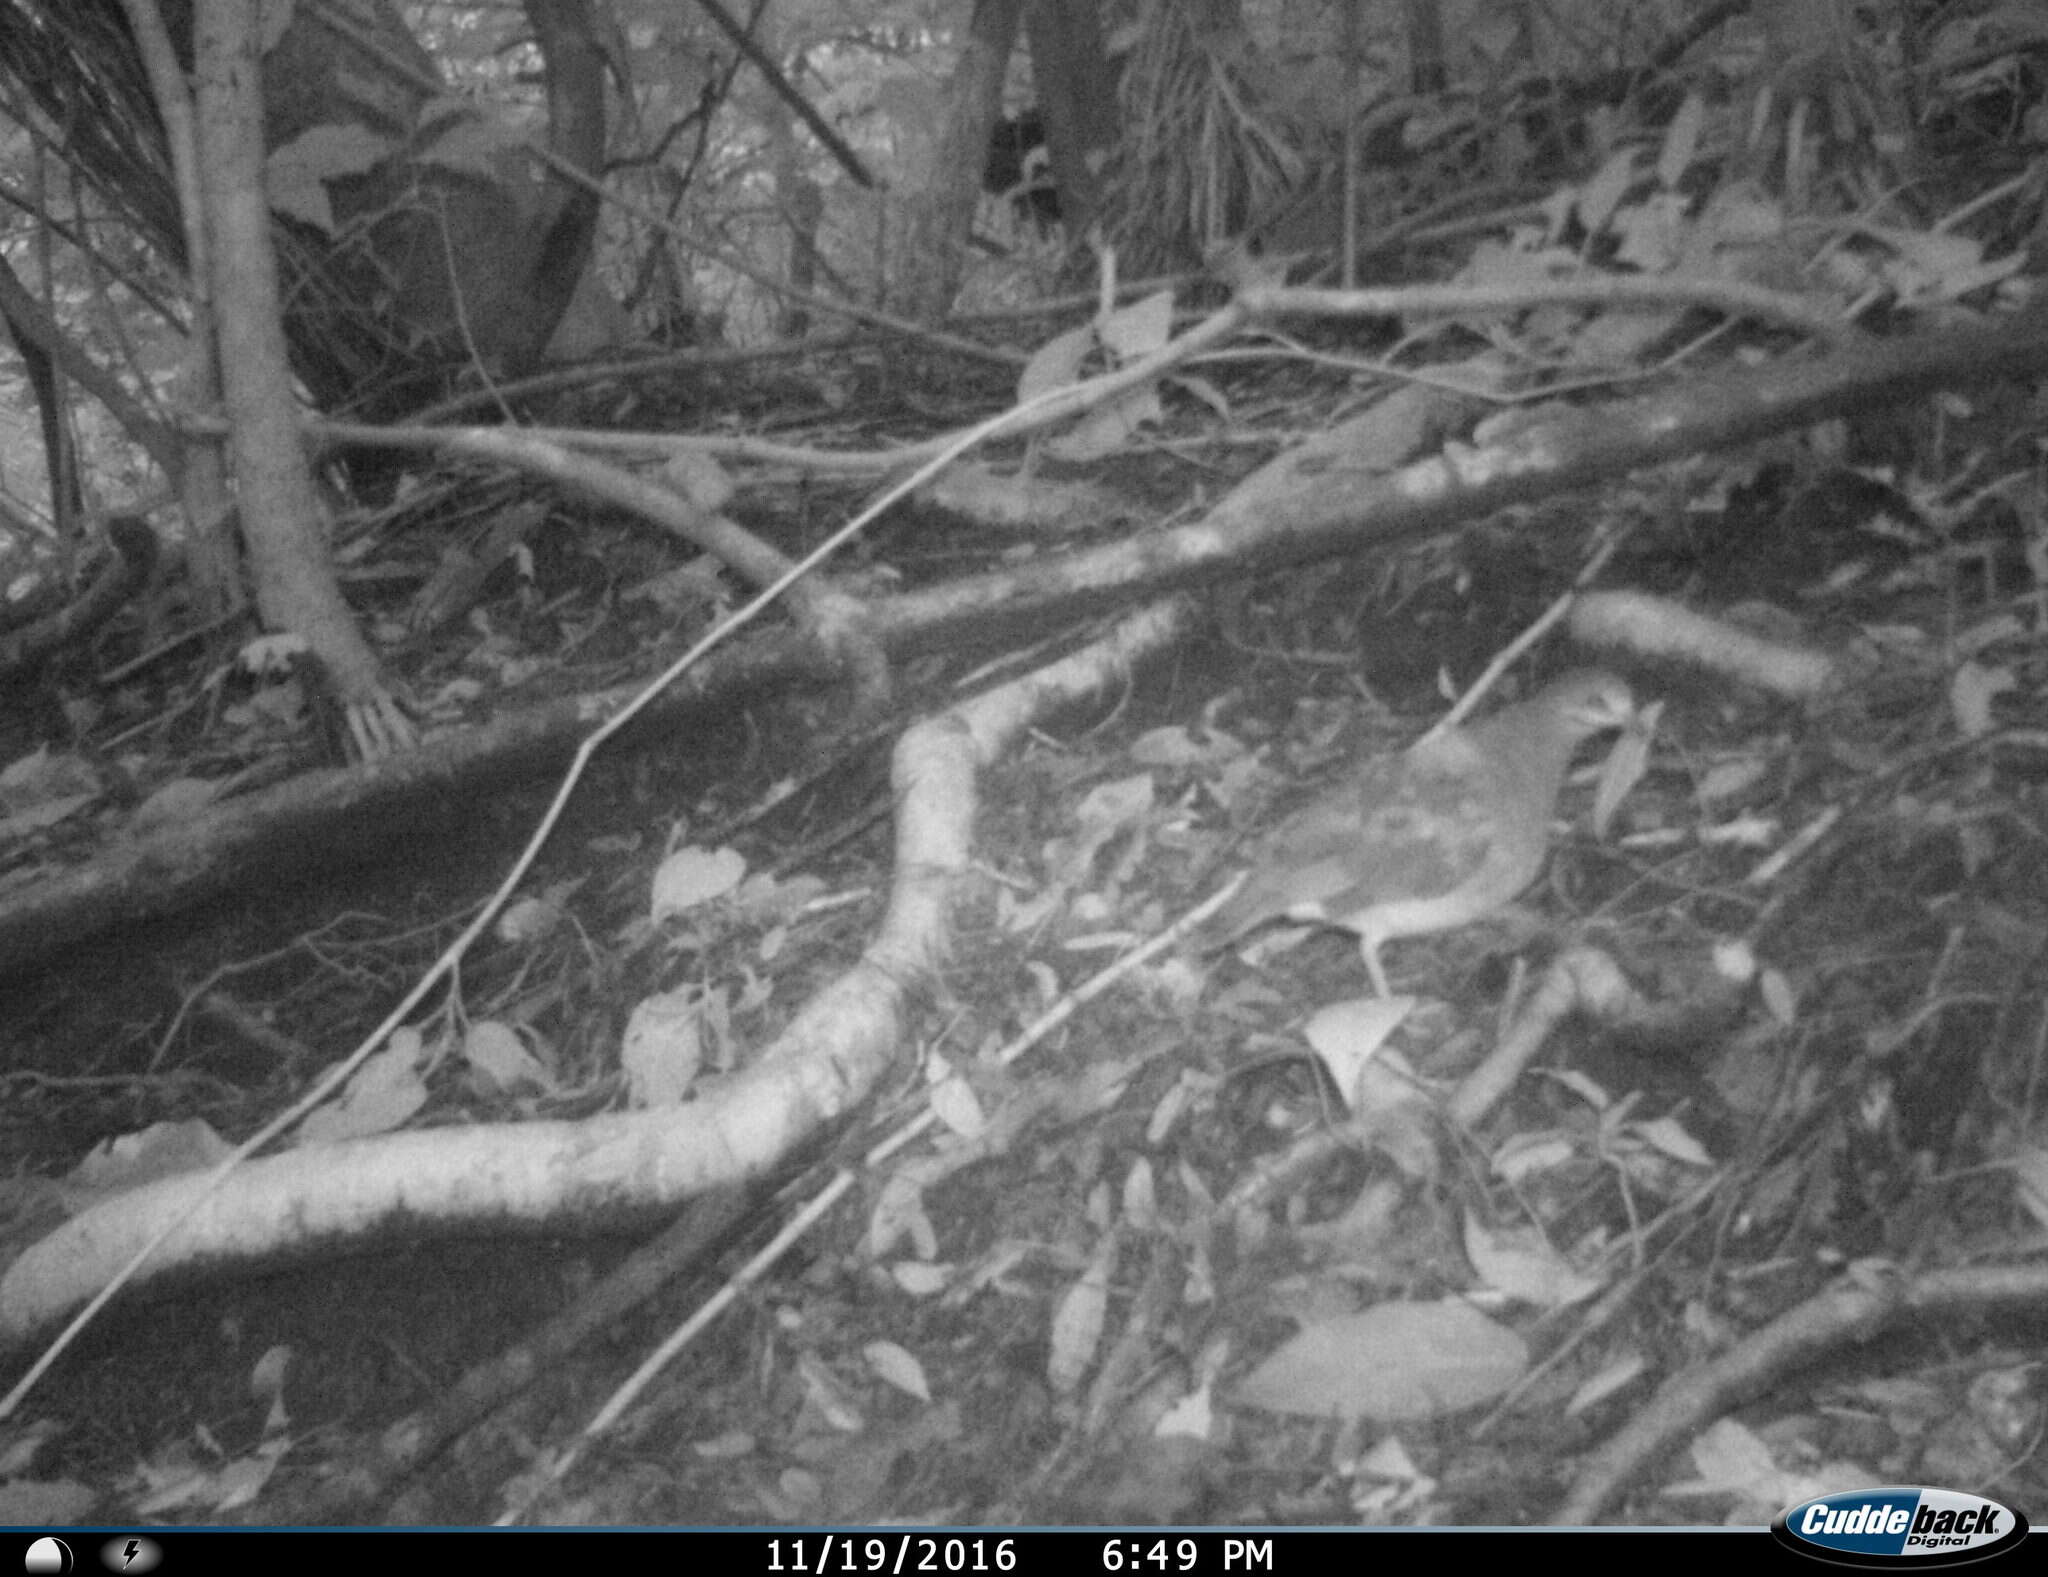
[1207,670,1636,996]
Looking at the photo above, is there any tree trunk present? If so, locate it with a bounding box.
[120,0,238,617]
[889,0,1023,320]
[193,0,390,714]
[1023,0,1120,238]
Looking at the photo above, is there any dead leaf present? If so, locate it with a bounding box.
[1567,1350,1647,1416]
[62,1119,234,1208]
[127,776,222,835]
[864,1341,932,1403]
[620,985,708,1107]
[1592,701,1656,838]
[1462,1214,1604,1308]
[663,450,735,513]
[1302,997,1413,1108]
[650,844,747,924]
[1234,1300,1528,1421]
[868,1171,937,1261]
[927,1067,987,1140]
[462,1019,555,1095]
[296,1030,431,1145]
[1017,323,1093,402]
[495,895,564,945]
[1047,1235,1116,1395]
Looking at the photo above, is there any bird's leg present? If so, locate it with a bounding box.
[1360,936,1392,998]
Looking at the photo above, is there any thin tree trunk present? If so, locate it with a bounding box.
[889,0,1023,320]
[120,0,236,616]
[193,0,400,746]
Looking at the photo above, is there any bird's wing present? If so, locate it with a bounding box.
[1210,674,1632,953]
[1212,791,1367,931]
[1216,736,1521,936]
[1348,735,1515,892]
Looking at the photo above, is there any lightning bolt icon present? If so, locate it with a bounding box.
[122,1541,140,1568]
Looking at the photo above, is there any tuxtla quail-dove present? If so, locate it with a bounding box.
[1208,670,1636,996]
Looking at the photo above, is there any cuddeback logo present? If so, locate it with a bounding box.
[1771,1486,2029,1567]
